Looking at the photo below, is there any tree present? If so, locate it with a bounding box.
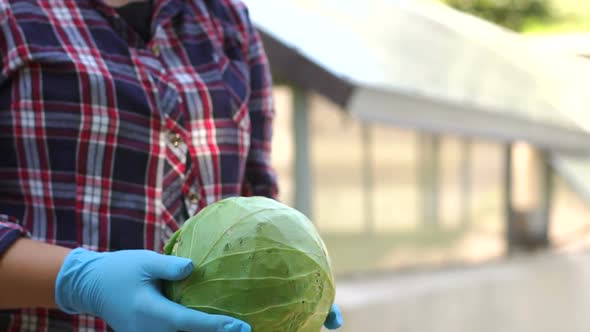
[442,0,554,31]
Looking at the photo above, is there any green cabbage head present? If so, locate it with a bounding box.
[163,196,336,332]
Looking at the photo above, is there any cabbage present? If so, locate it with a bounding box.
[163,196,335,332]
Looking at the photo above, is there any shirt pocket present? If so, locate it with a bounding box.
[2,44,85,151]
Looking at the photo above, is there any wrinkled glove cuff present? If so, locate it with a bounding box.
[55,247,103,315]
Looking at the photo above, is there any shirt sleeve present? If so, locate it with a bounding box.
[0,13,28,256]
[0,214,29,257]
[241,6,279,199]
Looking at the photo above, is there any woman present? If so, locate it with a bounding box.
[0,0,343,330]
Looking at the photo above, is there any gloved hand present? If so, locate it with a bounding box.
[55,248,251,332]
[324,303,344,330]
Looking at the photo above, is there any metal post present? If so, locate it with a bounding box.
[418,133,440,227]
[292,87,312,219]
[504,143,553,253]
[504,144,515,253]
[537,157,554,246]
[460,139,472,228]
[361,123,375,233]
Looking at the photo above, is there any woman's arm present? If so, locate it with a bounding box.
[0,238,71,309]
[0,239,251,332]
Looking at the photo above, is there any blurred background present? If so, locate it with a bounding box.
[243,0,590,330]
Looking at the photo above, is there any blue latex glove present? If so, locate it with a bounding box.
[55,248,250,332]
[324,303,344,330]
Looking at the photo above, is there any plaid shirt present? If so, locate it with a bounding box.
[0,0,277,330]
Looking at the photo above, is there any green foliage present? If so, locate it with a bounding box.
[163,196,335,332]
[524,0,590,34]
[442,0,554,31]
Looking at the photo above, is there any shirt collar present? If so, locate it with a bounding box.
[89,0,185,47]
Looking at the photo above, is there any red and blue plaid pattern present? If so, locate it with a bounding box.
[0,0,277,330]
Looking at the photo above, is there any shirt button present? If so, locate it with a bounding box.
[188,193,199,204]
[152,44,161,57]
[168,131,182,147]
